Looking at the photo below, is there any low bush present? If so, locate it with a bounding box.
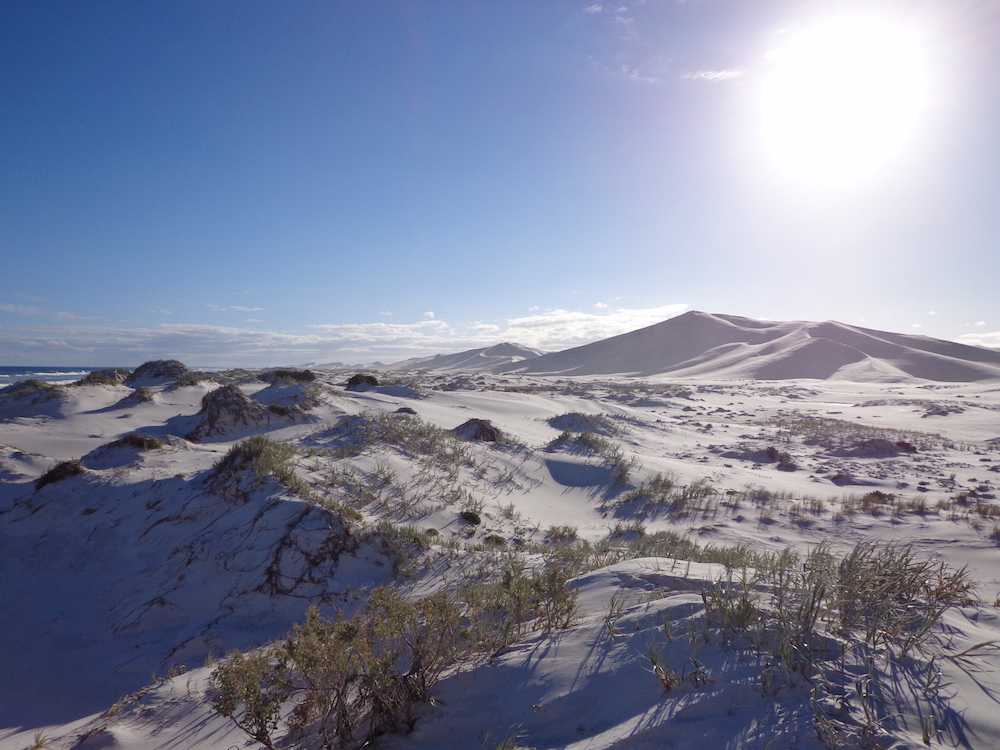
[73,369,130,386]
[169,371,215,389]
[212,587,485,749]
[107,433,164,451]
[134,386,155,403]
[346,374,380,390]
[209,435,307,497]
[35,460,87,491]
[263,369,316,384]
[211,561,579,749]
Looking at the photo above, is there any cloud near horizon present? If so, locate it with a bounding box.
[0,304,690,366]
[957,330,1000,350]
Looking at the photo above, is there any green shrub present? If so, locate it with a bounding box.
[213,587,474,750]
[170,371,214,389]
[35,460,87,491]
[108,432,163,451]
[207,649,287,750]
[266,369,316,384]
[346,374,380,390]
[134,386,155,403]
[210,435,306,496]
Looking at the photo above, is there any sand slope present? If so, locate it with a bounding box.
[3,361,1000,749]
[496,311,1000,381]
[389,342,546,373]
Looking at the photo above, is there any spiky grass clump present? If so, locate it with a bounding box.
[210,435,307,496]
[327,412,472,468]
[546,430,638,486]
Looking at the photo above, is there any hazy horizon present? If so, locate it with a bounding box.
[3,1,999,366]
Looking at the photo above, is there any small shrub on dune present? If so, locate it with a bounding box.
[35,460,87,491]
[73,369,130,387]
[346,373,380,390]
[452,418,502,442]
[107,432,164,451]
[460,509,482,525]
[367,520,434,577]
[324,412,471,468]
[167,371,215,390]
[262,369,316,384]
[211,563,580,748]
[211,587,475,750]
[209,435,307,497]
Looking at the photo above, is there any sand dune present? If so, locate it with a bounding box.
[4,343,1000,750]
[495,311,1000,381]
[388,341,545,372]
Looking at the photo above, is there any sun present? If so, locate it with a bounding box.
[757,15,931,186]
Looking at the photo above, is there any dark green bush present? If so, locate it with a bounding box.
[108,433,164,451]
[35,460,87,491]
[346,374,380,390]
[265,369,316,384]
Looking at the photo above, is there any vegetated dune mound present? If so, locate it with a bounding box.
[124,359,189,387]
[185,384,269,441]
[0,379,68,419]
[185,382,322,442]
[389,342,546,372]
[498,311,1000,382]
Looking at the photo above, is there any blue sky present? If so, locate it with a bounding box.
[2,0,999,366]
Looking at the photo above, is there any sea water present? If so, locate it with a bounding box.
[0,366,116,387]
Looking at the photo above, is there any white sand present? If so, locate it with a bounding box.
[2,318,1000,749]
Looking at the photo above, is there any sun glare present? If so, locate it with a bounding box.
[758,15,931,186]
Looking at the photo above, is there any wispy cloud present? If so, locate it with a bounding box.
[957,331,1000,350]
[207,304,265,312]
[0,302,96,321]
[682,69,745,82]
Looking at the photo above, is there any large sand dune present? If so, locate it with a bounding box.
[493,311,1000,381]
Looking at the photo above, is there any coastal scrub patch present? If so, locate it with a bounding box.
[186,384,268,441]
[73,369,130,386]
[35,460,87,491]
[0,379,64,402]
[346,374,380,390]
[208,435,307,499]
[166,371,216,390]
[124,359,189,386]
[107,433,164,451]
[261,369,316,384]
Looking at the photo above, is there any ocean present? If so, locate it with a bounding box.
[0,366,119,387]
